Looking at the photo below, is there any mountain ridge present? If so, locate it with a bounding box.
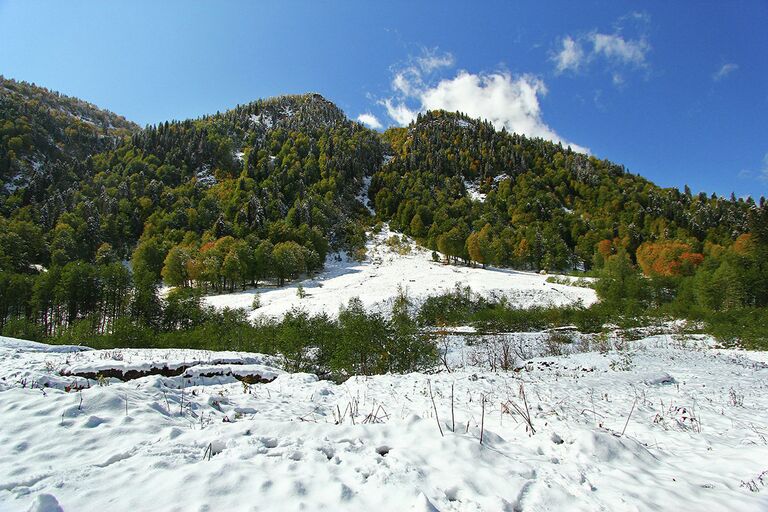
[0,78,763,277]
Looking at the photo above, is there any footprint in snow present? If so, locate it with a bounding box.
[83,415,107,428]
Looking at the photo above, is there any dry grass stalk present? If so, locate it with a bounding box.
[428,380,444,437]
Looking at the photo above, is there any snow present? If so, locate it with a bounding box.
[2,334,768,511]
[204,225,596,319]
[356,175,374,214]
[2,170,26,193]
[60,350,277,378]
[0,336,87,354]
[250,113,273,129]
[181,363,281,382]
[463,179,487,202]
[195,166,217,188]
[641,372,677,386]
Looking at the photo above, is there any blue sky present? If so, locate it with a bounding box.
[1,1,766,198]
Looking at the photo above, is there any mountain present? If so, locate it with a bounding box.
[371,110,756,270]
[0,87,383,279]
[1,78,767,347]
[0,76,139,198]
[0,79,764,279]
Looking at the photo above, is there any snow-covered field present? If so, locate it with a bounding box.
[204,226,597,319]
[2,334,768,511]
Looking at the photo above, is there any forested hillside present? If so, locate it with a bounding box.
[0,83,383,338]
[0,77,138,203]
[371,110,755,271]
[366,111,768,343]
[1,80,767,347]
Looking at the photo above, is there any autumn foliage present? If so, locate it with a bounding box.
[596,239,614,258]
[732,233,756,256]
[636,241,704,277]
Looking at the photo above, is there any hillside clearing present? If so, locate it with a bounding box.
[203,226,597,320]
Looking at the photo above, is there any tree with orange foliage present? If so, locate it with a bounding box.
[592,239,615,268]
[596,239,613,258]
[636,241,704,277]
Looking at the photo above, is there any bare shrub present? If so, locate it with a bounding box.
[492,335,517,370]
[741,470,768,493]
[652,401,702,433]
[569,333,594,354]
[513,336,534,361]
[541,331,573,357]
[728,387,744,407]
[592,332,612,354]
[467,335,519,371]
[609,353,634,371]
[613,331,630,352]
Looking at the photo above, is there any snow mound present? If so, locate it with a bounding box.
[643,372,677,386]
[182,363,281,382]
[0,335,89,353]
[26,494,63,512]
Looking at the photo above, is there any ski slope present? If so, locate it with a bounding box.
[2,335,768,511]
[204,226,597,319]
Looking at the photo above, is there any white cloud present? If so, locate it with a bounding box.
[392,71,419,96]
[713,63,738,81]
[382,67,588,153]
[416,49,455,73]
[553,36,584,73]
[739,152,768,182]
[388,48,456,98]
[382,98,418,126]
[356,113,382,129]
[376,47,585,151]
[621,11,651,25]
[590,32,649,66]
[552,14,651,83]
